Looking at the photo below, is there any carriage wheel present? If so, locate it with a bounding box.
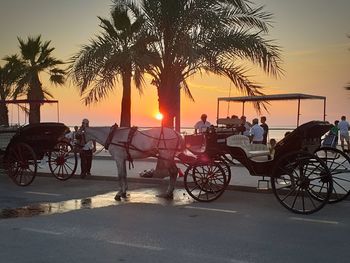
[48,141,77,180]
[6,143,37,186]
[184,163,227,202]
[217,160,231,186]
[271,151,332,214]
[314,147,350,203]
[217,155,233,186]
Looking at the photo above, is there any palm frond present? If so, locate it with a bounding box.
[42,87,54,99]
[69,36,115,94]
[208,29,283,77]
[82,72,117,105]
[180,80,195,101]
[203,61,268,112]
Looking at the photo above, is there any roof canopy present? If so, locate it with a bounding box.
[0,99,58,104]
[218,93,326,102]
[0,99,60,124]
[216,93,327,126]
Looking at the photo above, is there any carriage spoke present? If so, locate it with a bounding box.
[318,182,325,195]
[291,186,301,210]
[51,164,59,173]
[306,189,318,209]
[331,184,341,200]
[188,183,200,192]
[63,163,74,172]
[332,177,350,182]
[333,179,348,193]
[280,185,298,202]
[301,189,306,212]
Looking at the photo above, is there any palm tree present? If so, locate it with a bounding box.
[69,5,154,127]
[0,55,25,126]
[8,36,65,124]
[345,35,349,91]
[115,0,282,130]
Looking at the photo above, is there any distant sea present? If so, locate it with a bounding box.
[70,126,295,148]
[179,126,294,142]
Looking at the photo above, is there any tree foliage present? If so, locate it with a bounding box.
[114,0,283,127]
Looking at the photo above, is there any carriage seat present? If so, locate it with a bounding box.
[226,135,270,158]
[217,118,242,126]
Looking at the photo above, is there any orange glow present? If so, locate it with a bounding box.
[155,112,163,121]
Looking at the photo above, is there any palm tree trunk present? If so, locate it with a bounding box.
[174,84,180,132]
[28,74,43,124]
[154,78,179,178]
[120,71,132,127]
[0,104,9,127]
[158,83,177,129]
[29,103,41,124]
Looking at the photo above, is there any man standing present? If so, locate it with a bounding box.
[338,116,350,152]
[238,116,251,136]
[78,119,96,178]
[249,118,264,144]
[194,114,211,134]
[260,116,269,145]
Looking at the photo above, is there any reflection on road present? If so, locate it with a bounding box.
[0,188,194,219]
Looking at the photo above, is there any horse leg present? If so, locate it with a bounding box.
[157,161,178,199]
[166,163,178,196]
[115,159,128,201]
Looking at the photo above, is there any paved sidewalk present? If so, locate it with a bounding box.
[39,149,271,192]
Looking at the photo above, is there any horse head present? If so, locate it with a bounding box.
[83,126,111,146]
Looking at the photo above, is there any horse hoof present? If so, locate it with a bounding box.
[121,193,128,199]
[156,193,174,200]
[114,195,121,201]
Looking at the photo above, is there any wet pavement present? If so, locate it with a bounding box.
[1,155,349,221]
[0,187,194,219]
[0,172,197,219]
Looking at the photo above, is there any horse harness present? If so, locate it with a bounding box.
[104,125,182,168]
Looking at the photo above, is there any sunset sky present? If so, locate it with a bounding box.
[0,0,349,128]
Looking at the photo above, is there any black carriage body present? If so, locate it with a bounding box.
[4,122,69,160]
[274,121,331,158]
[203,120,332,176]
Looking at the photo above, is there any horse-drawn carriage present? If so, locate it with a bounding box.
[0,122,78,186]
[181,121,350,214]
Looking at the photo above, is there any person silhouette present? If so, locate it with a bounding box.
[194,114,211,134]
[78,119,96,178]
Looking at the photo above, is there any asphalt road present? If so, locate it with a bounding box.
[0,174,349,263]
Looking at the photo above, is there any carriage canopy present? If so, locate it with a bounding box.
[216,93,327,126]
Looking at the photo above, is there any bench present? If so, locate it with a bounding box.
[226,135,270,158]
[217,118,242,126]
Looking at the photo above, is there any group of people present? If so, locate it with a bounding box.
[195,113,350,153]
[65,118,96,178]
[194,114,269,145]
[328,115,350,152]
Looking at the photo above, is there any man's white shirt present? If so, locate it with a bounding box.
[250,124,264,142]
[338,120,349,135]
[194,121,211,133]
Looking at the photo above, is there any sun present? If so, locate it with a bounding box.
[155,112,163,120]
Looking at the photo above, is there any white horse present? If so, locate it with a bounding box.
[83,126,185,200]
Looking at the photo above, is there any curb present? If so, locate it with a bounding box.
[37,172,272,194]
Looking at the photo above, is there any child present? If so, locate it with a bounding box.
[268,138,277,159]
[330,120,339,146]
